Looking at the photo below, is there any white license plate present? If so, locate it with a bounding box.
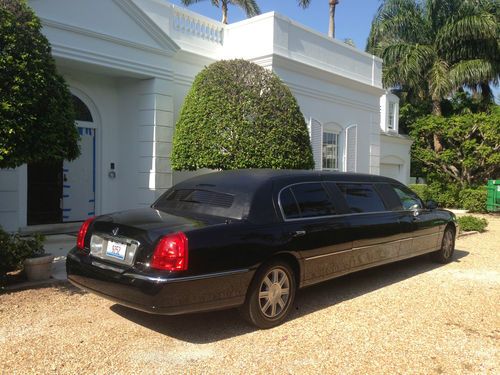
[106,240,127,261]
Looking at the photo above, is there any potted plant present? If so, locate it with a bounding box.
[22,233,52,281]
[0,228,49,282]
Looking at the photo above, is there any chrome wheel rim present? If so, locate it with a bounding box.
[442,231,454,259]
[258,268,290,319]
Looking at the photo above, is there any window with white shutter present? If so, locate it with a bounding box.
[344,124,357,172]
[308,118,323,170]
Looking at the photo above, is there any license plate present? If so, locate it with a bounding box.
[106,240,127,261]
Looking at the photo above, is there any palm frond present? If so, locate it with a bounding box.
[180,0,209,6]
[450,59,500,88]
[436,13,497,54]
[381,43,435,90]
[428,58,451,100]
[297,0,311,9]
[230,0,260,17]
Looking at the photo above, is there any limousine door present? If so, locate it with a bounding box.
[390,184,441,256]
[277,182,352,286]
[333,183,406,271]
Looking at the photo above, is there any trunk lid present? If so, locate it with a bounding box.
[89,207,221,267]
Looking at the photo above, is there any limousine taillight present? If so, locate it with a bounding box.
[77,217,95,250]
[151,232,189,271]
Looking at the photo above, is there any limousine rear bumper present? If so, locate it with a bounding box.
[66,248,253,315]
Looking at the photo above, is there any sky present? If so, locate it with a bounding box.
[168,0,381,51]
[168,0,499,101]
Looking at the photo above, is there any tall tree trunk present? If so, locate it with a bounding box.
[432,99,443,152]
[480,81,493,104]
[328,0,339,38]
[221,0,228,24]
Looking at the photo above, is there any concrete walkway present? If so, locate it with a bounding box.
[43,234,75,281]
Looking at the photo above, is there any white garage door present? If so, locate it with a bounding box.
[380,163,401,182]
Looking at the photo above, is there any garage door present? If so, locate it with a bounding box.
[380,163,401,181]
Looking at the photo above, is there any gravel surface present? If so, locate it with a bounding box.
[1,215,499,374]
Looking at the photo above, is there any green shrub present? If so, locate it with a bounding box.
[0,0,79,168]
[457,216,488,233]
[0,227,45,275]
[426,182,460,208]
[409,182,461,208]
[409,184,430,201]
[171,59,314,170]
[459,187,487,213]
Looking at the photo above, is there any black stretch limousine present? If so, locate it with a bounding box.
[67,169,457,328]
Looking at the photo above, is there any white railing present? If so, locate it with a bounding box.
[172,8,224,44]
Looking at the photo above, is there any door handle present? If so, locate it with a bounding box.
[291,230,306,238]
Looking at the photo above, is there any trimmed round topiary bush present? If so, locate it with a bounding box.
[171,59,314,170]
[457,215,488,233]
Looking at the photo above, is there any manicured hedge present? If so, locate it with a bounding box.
[171,59,314,171]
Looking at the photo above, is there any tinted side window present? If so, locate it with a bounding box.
[280,188,301,219]
[291,183,336,218]
[337,183,386,213]
[392,184,423,210]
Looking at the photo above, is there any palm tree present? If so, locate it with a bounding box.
[298,0,340,38]
[367,0,499,113]
[180,0,260,24]
[367,0,499,150]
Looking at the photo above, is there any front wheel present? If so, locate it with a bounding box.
[431,226,455,263]
[240,261,296,329]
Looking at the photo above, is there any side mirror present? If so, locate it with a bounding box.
[426,200,437,210]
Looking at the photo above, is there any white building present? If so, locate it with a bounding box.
[0,0,412,232]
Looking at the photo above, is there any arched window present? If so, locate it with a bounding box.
[72,95,93,122]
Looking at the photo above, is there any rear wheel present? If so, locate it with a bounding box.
[240,261,296,329]
[431,226,455,263]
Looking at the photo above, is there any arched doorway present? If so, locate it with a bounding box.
[27,94,97,225]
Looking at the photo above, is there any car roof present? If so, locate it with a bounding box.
[175,169,400,194]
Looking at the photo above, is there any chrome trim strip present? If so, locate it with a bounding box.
[304,238,412,261]
[122,268,250,284]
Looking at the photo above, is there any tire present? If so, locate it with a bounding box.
[431,226,455,263]
[240,260,296,329]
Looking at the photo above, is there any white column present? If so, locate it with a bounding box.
[369,113,381,175]
[137,78,174,206]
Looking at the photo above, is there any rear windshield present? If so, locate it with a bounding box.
[152,189,240,219]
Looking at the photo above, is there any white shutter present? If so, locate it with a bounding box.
[344,124,357,172]
[308,118,323,170]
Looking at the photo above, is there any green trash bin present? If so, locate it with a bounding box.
[486,180,500,212]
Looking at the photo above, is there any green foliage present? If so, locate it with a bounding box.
[0,227,45,275]
[458,187,487,213]
[409,184,431,202]
[367,0,499,106]
[457,215,488,233]
[409,183,488,211]
[409,106,500,187]
[171,59,315,171]
[0,0,79,169]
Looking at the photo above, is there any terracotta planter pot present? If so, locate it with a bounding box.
[24,254,55,281]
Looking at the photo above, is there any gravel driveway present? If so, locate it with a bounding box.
[1,215,499,374]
